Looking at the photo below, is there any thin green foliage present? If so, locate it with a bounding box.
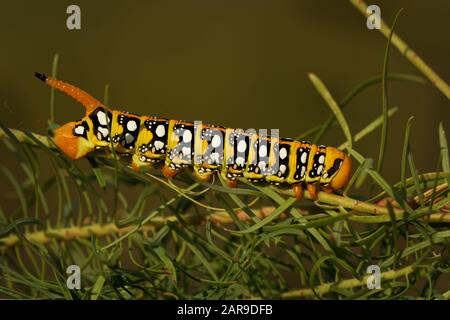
[49,53,59,124]
[377,9,403,176]
[439,123,450,202]
[308,73,353,151]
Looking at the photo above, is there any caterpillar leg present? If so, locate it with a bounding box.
[131,161,141,172]
[193,167,214,182]
[194,173,213,182]
[322,185,334,194]
[162,165,180,178]
[226,179,238,188]
[292,184,303,200]
[220,170,238,188]
[131,154,160,173]
[131,155,147,172]
[306,183,319,200]
[131,160,155,173]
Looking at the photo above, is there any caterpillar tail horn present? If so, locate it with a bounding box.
[34,72,102,114]
[35,72,99,159]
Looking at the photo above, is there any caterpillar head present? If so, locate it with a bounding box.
[53,120,95,160]
[35,72,105,160]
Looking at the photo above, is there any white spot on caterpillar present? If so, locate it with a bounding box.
[156,124,165,137]
[301,152,308,164]
[154,141,164,150]
[279,164,287,174]
[210,152,220,163]
[182,146,191,156]
[127,120,138,132]
[322,172,328,179]
[237,140,247,153]
[98,126,108,138]
[258,161,266,171]
[183,130,192,142]
[258,145,267,157]
[211,135,221,148]
[236,156,245,166]
[317,165,323,175]
[97,111,108,126]
[279,148,287,160]
[74,126,84,135]
[301,166,306,177]
[319,155,325,164]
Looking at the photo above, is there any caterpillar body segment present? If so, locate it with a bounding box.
[36,73,352,199]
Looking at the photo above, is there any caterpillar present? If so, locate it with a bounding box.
[34,73,352,200]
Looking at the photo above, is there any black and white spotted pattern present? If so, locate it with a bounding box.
[72,120,90,140]
[273,139,291,179]
[200,127,224,167]
[168,122,196,166]
[226,129,249,170]
[308,145,326,179]
[88,107,113,142]
[111,113,141,150]
[141,119,169,155]
[247,137,271,178]
[294,143,311,181]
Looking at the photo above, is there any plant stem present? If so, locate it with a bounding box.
[49,53,59,123]
[280,264,415,298]
[2,203,449,252]
[377,9,402,174]
[0,128,53,148]
[308,73,352,150]
[349,0,450,99]
[0,207,271,252]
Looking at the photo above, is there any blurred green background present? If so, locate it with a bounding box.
[0,0,448,184]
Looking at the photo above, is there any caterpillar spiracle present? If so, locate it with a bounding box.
[35,73,352,200]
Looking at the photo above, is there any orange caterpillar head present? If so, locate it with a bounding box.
[35,72,105,160]
[53,121,95,160]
